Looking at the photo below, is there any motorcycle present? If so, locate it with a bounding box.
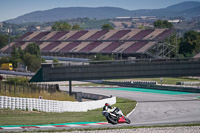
[102,107,131,124]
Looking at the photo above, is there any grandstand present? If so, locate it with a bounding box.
[0,29,175,59]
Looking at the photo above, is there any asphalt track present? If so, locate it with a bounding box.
[70,86,200,125]
[1,86,200,132]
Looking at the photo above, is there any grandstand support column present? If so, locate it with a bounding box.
[69,80,72,95]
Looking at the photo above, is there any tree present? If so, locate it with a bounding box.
[10,47,22,68]
[101,24,114,30]
[72,24,81,30]
[25,43,40,57]
[22,53,42,72]
[153,20,173,28]
[0,34,8,49]
[179,31,200,57]
[52,22,71,31]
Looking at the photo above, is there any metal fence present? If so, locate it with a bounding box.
[0,81,59,96]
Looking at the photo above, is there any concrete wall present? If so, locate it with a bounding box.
[40,60,200,81]
[0,96,116,112]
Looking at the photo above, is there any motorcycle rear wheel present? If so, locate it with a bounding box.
[106,115,118,124]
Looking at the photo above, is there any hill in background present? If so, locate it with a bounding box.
[5,1,200,24]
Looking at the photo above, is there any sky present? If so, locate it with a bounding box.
[0,0,200,22]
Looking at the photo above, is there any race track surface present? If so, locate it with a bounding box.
[1,86,200,132]
[62,86,200,126]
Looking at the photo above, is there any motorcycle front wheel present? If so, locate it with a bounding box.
[125,117,131,124]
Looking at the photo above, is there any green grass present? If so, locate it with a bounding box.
[0,91,76,101]
[0,98,136,126]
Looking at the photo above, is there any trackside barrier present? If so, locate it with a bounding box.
[0,96,116,112]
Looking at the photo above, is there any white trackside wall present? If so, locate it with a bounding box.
[0,96,116,112]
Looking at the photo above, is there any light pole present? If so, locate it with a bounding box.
[7,27,11,54]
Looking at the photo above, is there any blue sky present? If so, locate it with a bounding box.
[0,0,200,22]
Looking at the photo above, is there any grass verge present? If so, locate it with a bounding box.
[0,98,136,126]
[0,91,76,101]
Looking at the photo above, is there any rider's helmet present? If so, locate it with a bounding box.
[104,103,112,110]
[105,103,110,106]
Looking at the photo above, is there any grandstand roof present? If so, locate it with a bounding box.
[0,29,174,55]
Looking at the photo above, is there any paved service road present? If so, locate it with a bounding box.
[60,86,200,126]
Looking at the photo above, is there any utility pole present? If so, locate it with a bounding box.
[7,26,11,54]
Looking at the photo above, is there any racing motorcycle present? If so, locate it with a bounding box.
[102,107,131,124]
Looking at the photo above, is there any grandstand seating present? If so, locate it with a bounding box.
[49,31,69,40]
[87,30,109,40]
[108,30,131,40]
[79,42,102,53]
[42,42,61,52]
[70,42,90,53]
[23,32,40,41]
[100,42,122,53]
[154,29,174,41]
[90,42,112,53]
[50,42,70,52]
[59,42,81,52]
[130,29,154,40]
[30,32,50,41]
[67,30,88,40]
[143,29,165,40]
[16,32,33,41]
[113,42,135,53]
[0,29,174,57]
[39,42,52,50]
[120,29,141,40]
[98,30,118,40]
[136,42,156,53]
[78,30,97,40]
[42,31,57,40]
[123,41,148,53]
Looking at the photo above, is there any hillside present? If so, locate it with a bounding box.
[5,1,200,24]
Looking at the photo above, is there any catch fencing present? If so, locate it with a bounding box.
[0,81,59,96]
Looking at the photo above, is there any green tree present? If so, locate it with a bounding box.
[0,34,8,49]
[101,24,114,30]
[10,47,22,68]
[22,53,42,72]
[179,31,200,57]
[52,22,71,31]
[25,43,40,57]
[72,24,81,30]
[153,20,173,28]
[0,56,10,65]
[53,58,59,64]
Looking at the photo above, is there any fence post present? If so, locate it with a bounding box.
[9,82,11,95]
[27,83,29,94]
[14,83,16,96]
[14,82,17,95]
[38,84,40,93]
[0,81,1,93]
[4,83,6,95]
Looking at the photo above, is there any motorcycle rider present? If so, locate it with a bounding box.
[103,103,124,117]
